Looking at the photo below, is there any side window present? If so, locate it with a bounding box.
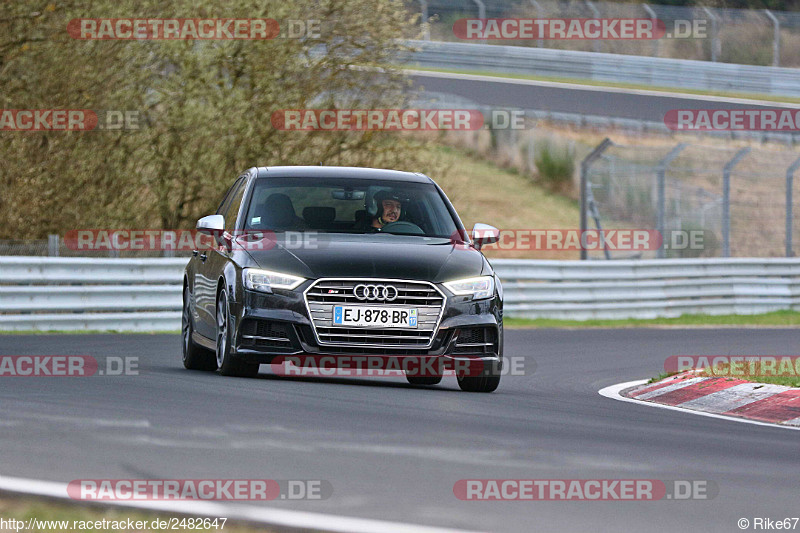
[216,177,243,217]
[222,178,247,231]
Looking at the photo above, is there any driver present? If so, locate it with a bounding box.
[371,190,405,230]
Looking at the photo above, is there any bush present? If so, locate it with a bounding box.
[534,142,575,194]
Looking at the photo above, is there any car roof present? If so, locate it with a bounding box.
[253,166,432,183]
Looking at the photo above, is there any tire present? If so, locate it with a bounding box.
[406,375,442,386]
[216,289,260,378]
[182,286,217,371]
[456,361,501,393]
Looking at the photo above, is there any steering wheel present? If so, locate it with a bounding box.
[380,221,425,235]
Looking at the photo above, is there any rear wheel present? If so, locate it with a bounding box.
[216,289,259,378]
[182,286,216,371]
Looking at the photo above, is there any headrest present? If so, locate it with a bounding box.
[302,206,336,227]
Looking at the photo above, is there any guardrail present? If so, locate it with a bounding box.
[404,40,800,98]
[492,258,800,320]
[1,257,798,331]
[0,257,185,332]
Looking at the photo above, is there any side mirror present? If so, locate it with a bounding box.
[196,215,224,235]
[472,223,499,250]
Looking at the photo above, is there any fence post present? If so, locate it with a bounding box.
[580,138,612,260]
[722,147,750,257]
[656,143,687,259]
[48,234,60,257]
[530,0,544,48]
[764,10,780,67]
[586,0,601,53]
[786,156,800,257]
[642,4,659,57]
[419,0,430,41]
[472,0,486,43]
[703,7,720,62]
[472,0,485,19]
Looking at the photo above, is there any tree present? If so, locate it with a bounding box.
[0,0,434,237]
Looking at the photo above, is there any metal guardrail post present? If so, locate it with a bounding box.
[786,156,800,257]
[656,143,687,259]
[703,7,720,62]
[472,0,485,43]
[472,0,485,20]
[48,235,59,257]
[585,0,601,53]
[764,10,780,67]
[530,0,544,48]
[419,0,430,41]
[580,138,612,260]
[722,148,751,258]
[642,4,659,57]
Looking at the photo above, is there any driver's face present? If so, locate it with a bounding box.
[382,199,401,223]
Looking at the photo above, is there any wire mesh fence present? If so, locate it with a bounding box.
[581,139,800,259]
[410,0,800,67]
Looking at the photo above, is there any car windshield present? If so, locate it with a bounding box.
[242,177,459,238]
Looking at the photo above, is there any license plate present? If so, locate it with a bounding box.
[333,306,417,328]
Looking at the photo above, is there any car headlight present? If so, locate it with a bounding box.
[244,268,305,292]
[443,276,495,300]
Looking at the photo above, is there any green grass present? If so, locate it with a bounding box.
[732,375,800,388]
[647,372,678,384]
[505,310,800,329]
[648,365,800,388]
[696,361,800,388]
[407,65,800,105]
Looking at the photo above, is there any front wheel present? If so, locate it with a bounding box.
[216,289,259,378]
[457,358,501,393]
[182,286,217,371]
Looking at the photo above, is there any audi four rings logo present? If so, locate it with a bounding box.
[354,284,398,301]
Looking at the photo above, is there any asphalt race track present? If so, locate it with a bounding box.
[410,71,800,123]
[1,329,798,533]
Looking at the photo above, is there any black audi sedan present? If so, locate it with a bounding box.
[182,166,503,392]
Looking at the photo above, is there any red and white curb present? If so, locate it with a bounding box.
[599,373,800,430]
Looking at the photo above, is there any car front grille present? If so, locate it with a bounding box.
[304,279,445,349]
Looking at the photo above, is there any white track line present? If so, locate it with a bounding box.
[0,475,479,533]
[598,380,800,432]
[407,69,800,108]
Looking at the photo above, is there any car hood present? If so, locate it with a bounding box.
[244,233,487,283]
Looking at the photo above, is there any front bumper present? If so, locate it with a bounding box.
[229,282,502,367]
